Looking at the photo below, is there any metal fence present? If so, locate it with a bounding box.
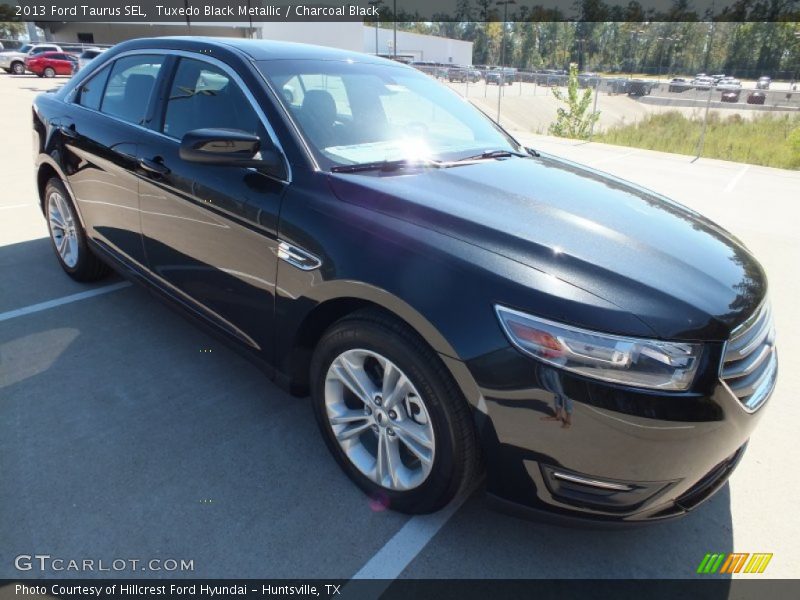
[430,69,800,165]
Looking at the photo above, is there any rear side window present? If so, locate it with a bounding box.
[77,64,111,111]
[161,58,266,141]
[100,55,164,125]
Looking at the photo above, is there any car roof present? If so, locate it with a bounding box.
[129,36,403,67]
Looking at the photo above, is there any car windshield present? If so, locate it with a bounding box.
[257,59,521,169]
[19,44,33,53]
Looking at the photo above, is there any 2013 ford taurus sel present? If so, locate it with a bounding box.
[32,38,777,523]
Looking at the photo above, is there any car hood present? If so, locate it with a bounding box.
[328,154,767,341]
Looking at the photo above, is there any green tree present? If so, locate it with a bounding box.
[0,2,26,39]
[549,63,600,140]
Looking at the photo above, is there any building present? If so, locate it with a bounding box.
[36,21,473,65]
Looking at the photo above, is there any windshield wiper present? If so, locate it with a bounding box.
[454,149,529,162]
[330,158,446,174]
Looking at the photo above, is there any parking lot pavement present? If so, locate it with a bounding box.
[1,73,798,580]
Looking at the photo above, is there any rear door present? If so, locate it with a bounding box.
[65,53,167,268]
[137,54,288,357]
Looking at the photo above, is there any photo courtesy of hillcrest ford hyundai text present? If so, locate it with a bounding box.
[31,36,777,524]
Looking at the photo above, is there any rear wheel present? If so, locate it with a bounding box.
[11,61,24,75]
[310,309,479,514]
[43,67,55,78]
[45,178,109,282]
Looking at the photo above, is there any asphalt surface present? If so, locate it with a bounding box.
[1,73,798,581]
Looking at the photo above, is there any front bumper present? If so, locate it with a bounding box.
[451,344,774,524]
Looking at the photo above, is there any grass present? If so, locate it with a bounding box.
[596,111,800,169]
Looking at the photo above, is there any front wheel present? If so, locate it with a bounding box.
[11,61,24,75]
[310,310,479,514]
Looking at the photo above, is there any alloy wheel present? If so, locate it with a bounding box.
[12,62,24,75]
[48,190,79,268]
[324,349,436,491]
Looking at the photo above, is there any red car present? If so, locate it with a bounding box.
[25,51,77,78]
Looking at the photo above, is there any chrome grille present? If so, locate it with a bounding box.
[721,303,777,412]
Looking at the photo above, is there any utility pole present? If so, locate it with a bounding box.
[495,0,516,123]
[628,29,644,79]
[369,0,383,55]
[393,0,397,58]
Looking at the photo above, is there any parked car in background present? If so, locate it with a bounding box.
[691,76,715,90]
[605,77,629,94]
[626,79,656,96]
[747,91,767,105]
[668,77,690,92]
[0,43,63,75]
[756,76,771,90]
[577,72,600,89]
[485,67,517,85]
[447,66,480,83]
[78,48,107,71]
[537,69,567,86]
[720,88,741,102]
[447,66,466,82]
[25,51,78,78]
[718,77,741,87]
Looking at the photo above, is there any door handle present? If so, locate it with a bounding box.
[138,157,170,176]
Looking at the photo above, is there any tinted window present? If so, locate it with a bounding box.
[259,59,519,168]
[100,55,164,125]
[162,58,266,141]
[78,64,111,111]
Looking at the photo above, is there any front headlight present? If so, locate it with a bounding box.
[495,305,703,391]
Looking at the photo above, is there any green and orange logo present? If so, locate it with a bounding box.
[697,552,773,574]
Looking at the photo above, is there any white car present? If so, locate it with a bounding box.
[77,48,107,71]
[0,43,63,75]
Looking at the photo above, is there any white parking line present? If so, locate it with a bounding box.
[723,164,751,193]
[0,282,131,323]
[590,148,639,166]
[349,492,469,584]
[0,203,35,210]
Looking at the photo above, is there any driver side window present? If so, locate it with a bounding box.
[162,58,267,142]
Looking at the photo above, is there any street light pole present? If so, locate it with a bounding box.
[793,30,800,89]
[369,0,383,55]
[495,0,516,123]
[393,0,397,59]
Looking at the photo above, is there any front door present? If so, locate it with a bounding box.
[138,56,287,358]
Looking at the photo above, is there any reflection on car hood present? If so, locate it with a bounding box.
[328,154,766,340]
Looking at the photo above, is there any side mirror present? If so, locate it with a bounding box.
[179,128,285,177]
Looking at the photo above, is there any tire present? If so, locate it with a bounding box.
[11,61,24,75]
[310,309,479,514]
[43,67,55,78]
[44,178,110,282]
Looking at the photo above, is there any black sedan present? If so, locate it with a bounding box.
[32,38,777,523]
